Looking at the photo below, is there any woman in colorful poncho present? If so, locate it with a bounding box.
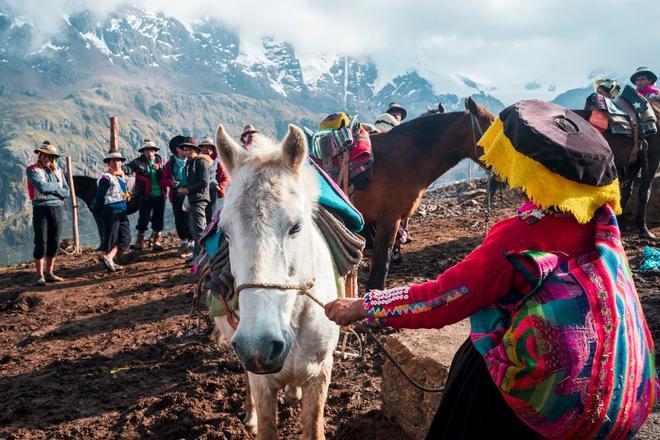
[325,100,656,439]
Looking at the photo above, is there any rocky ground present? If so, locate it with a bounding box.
[0,181,658,439]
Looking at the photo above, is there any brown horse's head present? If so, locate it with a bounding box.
[463,96,496,161]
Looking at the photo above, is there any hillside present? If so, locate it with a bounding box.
[0,183,657,439]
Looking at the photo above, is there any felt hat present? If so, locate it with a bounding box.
[34,140,60,157]
[386,102,407,120]
[478,99,621,223]
[630,67,657,84]
[103,151,126,163]
[240,125,259,141]
[138,139,159,152]
[169,135,187,155]
[179,136,200,151]
[199,136,216,151]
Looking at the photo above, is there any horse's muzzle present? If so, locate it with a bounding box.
[231,332,292,374]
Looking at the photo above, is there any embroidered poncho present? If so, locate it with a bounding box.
[364,204,656,439]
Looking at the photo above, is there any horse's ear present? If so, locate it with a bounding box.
[465,96,483,115]
[281,125,307,173]
[216,125,244,175]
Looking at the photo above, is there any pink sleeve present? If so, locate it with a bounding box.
[363,219,529,329]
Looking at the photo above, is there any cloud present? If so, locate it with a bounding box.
[4,0,660,103]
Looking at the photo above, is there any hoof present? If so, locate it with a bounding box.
[391,250,403,265]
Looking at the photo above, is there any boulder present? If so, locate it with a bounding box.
[381,320,469,440]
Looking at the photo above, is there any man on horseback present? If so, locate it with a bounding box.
[240,125,259,149]
[631,66,659,99]
[374,102,407,132]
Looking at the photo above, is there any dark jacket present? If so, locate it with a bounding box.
[124,154,166,198]
[186,154,213,203]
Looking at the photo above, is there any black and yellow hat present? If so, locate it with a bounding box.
[479,100,621,223]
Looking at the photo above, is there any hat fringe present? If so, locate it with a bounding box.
[479,118,622,224]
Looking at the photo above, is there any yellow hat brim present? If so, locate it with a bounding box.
[479,117,622,224]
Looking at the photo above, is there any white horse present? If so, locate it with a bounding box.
[213,124,340,440]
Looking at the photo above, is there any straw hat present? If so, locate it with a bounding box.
[34,140,60,157]
[478,100,621,224]
[199,136,216,150]
[138,139,159,152]
[103,151,126,163]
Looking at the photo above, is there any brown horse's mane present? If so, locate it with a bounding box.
[377,111,466,152]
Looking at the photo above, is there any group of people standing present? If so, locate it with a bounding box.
[92,135,230,271]
[26,125,261,282]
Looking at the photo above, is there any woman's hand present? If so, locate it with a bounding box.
[178,188,189,195]
[324,298,367,326]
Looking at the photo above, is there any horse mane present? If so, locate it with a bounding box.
[383,111,466,151]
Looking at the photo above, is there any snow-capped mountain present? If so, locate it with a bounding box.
[0,4,505,118]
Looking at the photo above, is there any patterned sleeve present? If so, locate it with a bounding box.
[363,219,528,329]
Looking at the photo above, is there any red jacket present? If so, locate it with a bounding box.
[215,159,229,198]
[364,204,597,329]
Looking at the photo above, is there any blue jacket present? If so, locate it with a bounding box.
[26,164,70,207]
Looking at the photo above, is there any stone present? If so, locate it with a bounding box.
[381,320,470,440]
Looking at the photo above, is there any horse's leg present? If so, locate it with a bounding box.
[635,152,659,238]
[212,316,257,430]
[249,375,278,440]
[301,359,332,440]
[366,219,399,290]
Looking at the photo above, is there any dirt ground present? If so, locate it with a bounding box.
[0,185,658,439]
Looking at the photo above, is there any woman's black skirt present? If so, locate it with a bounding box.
[425,338,542,439]
[101,209,131,253]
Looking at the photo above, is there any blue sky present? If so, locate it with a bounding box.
[5,0,660,103]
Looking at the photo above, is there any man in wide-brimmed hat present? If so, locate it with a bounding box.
[630,66,659,98]
[26,140,70,285]
[374,102,407,132]
[199,136,229,223]
[93,151,131,272]
[162,135,194,257]
[177,137,212,259]
[239,125,259,149]
[125,139,167,251]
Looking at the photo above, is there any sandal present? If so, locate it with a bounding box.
[102,256,116,272]
[46,273,64,282]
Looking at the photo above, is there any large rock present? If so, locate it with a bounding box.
[381,320,469,440]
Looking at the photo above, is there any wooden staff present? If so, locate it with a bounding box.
[66,156,80,252]
[109,116,119,153]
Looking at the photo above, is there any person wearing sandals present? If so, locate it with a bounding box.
[26,141,70,285]
[325,101,656,438]
[93,151,131,272]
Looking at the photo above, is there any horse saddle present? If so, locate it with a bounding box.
[585,86,658,137]
[306,115,374,190]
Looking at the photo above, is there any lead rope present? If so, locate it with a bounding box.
[469,110,492,234]
[226,280,445,394]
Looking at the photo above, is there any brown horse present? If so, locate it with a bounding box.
[572,110,660,238]
[353,97,494,290]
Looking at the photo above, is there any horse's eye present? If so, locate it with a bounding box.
[288,222,302,236]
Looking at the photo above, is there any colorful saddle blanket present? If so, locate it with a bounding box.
[586,86,658,137]
[195,159,365,319]
[470,206,656,439]
[307,115,374,189]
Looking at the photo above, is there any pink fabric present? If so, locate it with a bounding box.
[637,84,660,96]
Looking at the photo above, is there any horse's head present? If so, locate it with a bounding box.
[464,97,496,160]
[215,124,320,374]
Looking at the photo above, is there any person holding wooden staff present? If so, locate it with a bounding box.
[26,141,70,285]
